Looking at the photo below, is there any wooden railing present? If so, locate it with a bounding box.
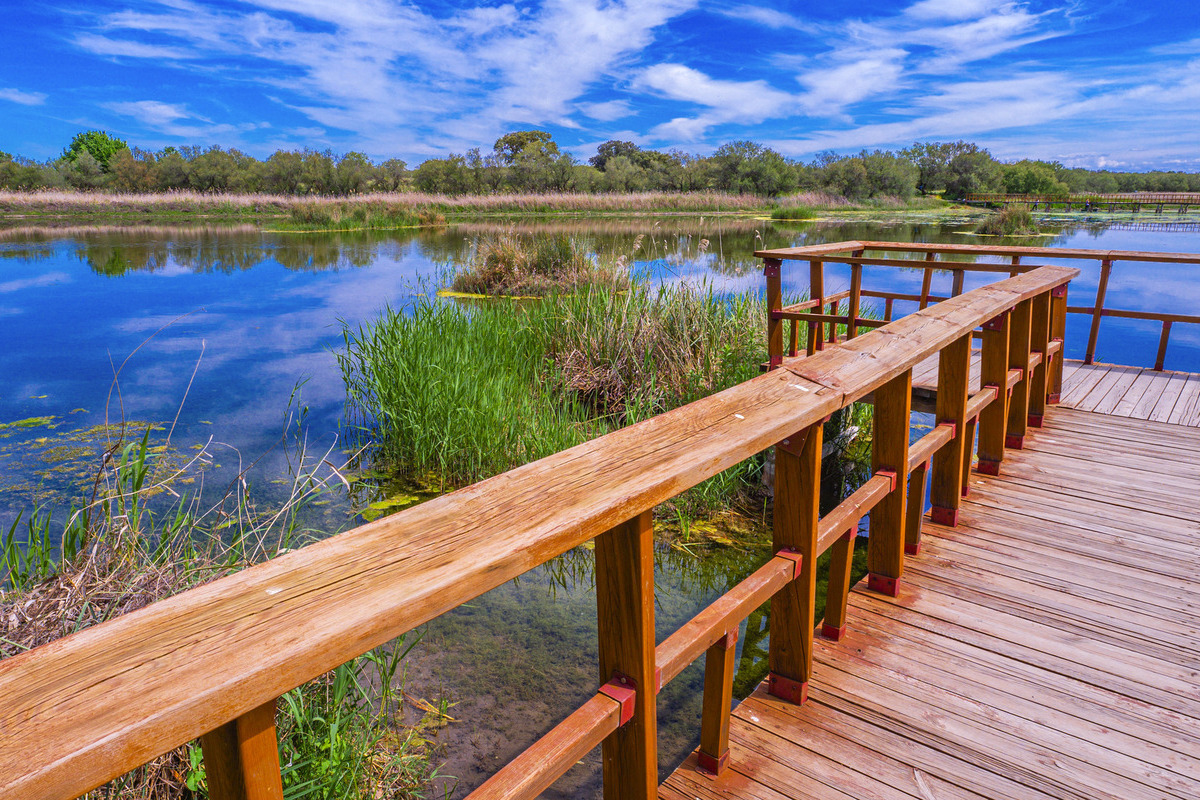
[965,192,1200,211]
[0,260,1077,800]
[757,240,1200,370]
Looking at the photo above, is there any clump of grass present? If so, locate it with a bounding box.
[450,232,628,296]
[339,282,772,519]
[976,205,1040,236]
[1,425,441,800]
[770,206,816,221]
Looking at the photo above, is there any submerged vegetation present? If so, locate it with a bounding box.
[976,205,1041,236]
[1,425,444,799]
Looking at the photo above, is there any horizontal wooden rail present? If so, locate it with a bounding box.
[0,263,1079,800]
[908,424,954,473]
[815,474,892,554]
[756,240,1200,265]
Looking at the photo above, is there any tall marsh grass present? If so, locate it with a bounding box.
[339,284,772,518]
[451,231,629,296]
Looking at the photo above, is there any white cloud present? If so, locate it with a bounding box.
[905,0,1005,22]
[578,100,633,122]
[0,88,47,106]
[74,33,194,60]
[104,100,190,127]
[716,6,807,30]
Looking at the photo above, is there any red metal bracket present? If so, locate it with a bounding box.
[767,673,808,705]
[982,311,1009,331]
[697,749,730,777]
[875,469,898,492]
[1028,413,1044,428]
[1005,434,1025,449]
[1051,284,1068,298]
[821,622,846,641]
[776,548,803,580]
[600,675,637,726]
[762,259,781,278]
[977,459,1000,476]
[768,354,783,369]
[904,542,922,556]
[930,506,959,527]
[937,420,957,439]
[1048,392,1061,404]
[868,573,899,597]
[776,429,810,457]
[714,629,738,651]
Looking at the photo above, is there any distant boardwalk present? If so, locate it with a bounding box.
[662,404,1200,800]
[966,192,1200,213]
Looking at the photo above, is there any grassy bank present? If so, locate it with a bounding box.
[339,282,771,523]
[450,231,630,296]
[975,205,1041,235]
[1,428,443,799]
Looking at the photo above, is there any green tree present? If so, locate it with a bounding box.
[711,141,796,196]
[413,155,473,195]
[107,148,160,192]
[493,130,557,166]
[62,130,129,172]
[901,141,980,194]
[589,140,640,171]
[943,150,1003,200]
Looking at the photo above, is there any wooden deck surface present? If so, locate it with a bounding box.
[661,408,1200,800]
[911,354,1200,426]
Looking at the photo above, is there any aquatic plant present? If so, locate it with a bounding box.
[450,231,628,296]
[976,205,1040,236]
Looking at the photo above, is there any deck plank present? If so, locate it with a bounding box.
[661,407,1200,800]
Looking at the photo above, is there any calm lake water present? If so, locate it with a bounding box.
[2,213,1198,796]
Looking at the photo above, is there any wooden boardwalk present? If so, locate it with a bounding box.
[661,407,1200,800]
[911,355,1200,427]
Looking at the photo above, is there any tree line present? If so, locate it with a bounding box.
[2,129,1198,200]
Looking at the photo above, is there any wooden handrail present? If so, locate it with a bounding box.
[0,264,1078,800]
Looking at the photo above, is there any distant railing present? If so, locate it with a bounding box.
[0,261,1076,800]
[965,192,1200,211]
[756,240,1200,370]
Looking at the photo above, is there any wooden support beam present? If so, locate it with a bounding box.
[867,371,912,597]
[595,511,656,800]
[821,531,856,642]
[951,269,965,297]
[697,631,737,776]
[200,700,284,800]
[1005,299,1033,449]
[978,312,1011,475]
[1028,291,1051,426]
[930,335,971,526]
[904,459,929,556]
[919,251,935,310]
[809,260,825,354]
[1084,259,1112,364]
[764,259,783,369]
[848,264,863,339]
[1155,320,1173,371]
[768,422,822,704]
[1049,283,1068,402]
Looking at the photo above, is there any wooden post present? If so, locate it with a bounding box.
[1028,291,1051,427]
[595,511,656,800]
[789,319,799,358]
[1009,254,1021,278]
[1155,321,1173,371]
[847,264,862,339]
[808,260,825,354]
[884,297,894,322]
[768,422,822,704]
[697,631,737,776]
[867,371,911,597]
[977,311,1011,475]
[919,252,935,310]
[930,334,971,526]
[951,269,965,297]
[959,415,978,498]
[1005,299,1033,449]
[764,259,783,369]
[1084,259,1112,365]
[904,459,929,555]
[821,530,856,641]
[200,700,284,800]
[1049,283,1068,402]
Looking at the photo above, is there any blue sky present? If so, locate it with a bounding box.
[2,0,1200,170]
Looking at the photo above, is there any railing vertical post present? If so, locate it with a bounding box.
[809,259,825,354]
[1005,299,1033,448]
[1155,321,1173,371]
[768,421,822,704]
[919,252,934,309]
[1049,283,1068,402]
[1085,258,1112,364]
[200,699,284,800]
[1028,291,1051,427]
[904,459,929,555]
[764,258,783,369]
[848,264,862,339]
[951,269,965,297]
[697,630,737,776]
[867,370,912,597]
[930,334,971,526]
[821,530,856,641]
[978,311,1012,475]
[595,510,657,800]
